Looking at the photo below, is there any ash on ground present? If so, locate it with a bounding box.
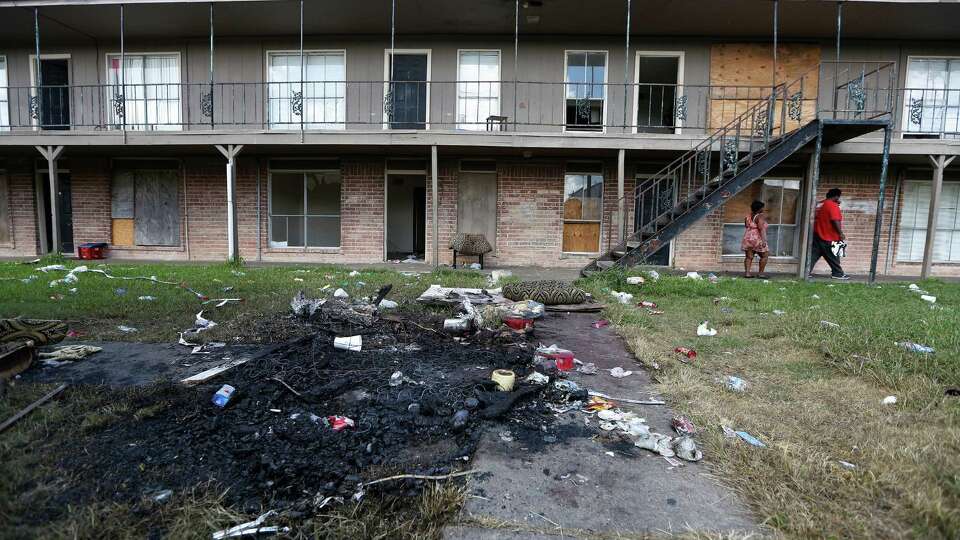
[57,297,584,517]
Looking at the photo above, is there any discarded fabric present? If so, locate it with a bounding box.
[610,291,634,304]
[673,436,703,461]
[608,367,633,378]
[671,416,696,436]
[38,264,67,273]
[378,299,399,310]
[896,341,934,354]
[524,372,549,385]
[881,395,897,405]
[507,299,545,320]
[576,362,598,375]
[38,345,102,362]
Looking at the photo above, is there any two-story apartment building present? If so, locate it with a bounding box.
[0,0,957,277]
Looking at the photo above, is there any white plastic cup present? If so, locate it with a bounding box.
[333,335,362,352]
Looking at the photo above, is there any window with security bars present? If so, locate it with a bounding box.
[267,52,345,130]
[897,181,960,262]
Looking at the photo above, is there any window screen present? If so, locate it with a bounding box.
[270,171,341,248]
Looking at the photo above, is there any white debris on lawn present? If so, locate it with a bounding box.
[696,321,717,336]
[333,288,350,299]
[610,291,633,304]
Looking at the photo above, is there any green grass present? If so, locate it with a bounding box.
[0,261,494,342]
[578,268,960,538]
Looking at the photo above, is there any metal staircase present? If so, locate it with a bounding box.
[583,62,896,275]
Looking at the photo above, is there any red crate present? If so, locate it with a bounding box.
[78,242,108,260]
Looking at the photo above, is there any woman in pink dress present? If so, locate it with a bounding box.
[741,200,769,278]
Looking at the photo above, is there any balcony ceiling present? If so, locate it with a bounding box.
[0,0,957,44]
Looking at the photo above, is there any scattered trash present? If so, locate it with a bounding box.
[503,317,533,331]
[195,311,217,331]
[626,276,645,285]
[588,390,665,406]
[524,372,549,385]
[576,362,598,375]
[230,270,246,277]
[647,270,660,281]
[468,262,482,270]
[291,291,326,318]
[685,271,702,280]
[452,410,470,428]
[117,325,138,333]
[212,510,289,540]
[378,299,399,310]
[151,489,173,504]
[506,300,545,320]
[735,430,766,448]
[38,264,67,273]
[663,456,683,468]
[772,309,785,316]
[489,270,512,284]
[491,369,516,391]
[114,288,127,296]
[720,307,734,314]
[721,425,737,438]
[348,270,360,276]
[671,416,695,436]
[724,376,748,393]
[896,341,934,354]
[608,367,633,378]
[638,300,657,309]
[333,335,362,352]
[674,347,697,361]
[945,388,960,397]
[138,295,156,301]
[38,345,102,362]
[591,319,609,329]
[819,320,840,329]
[66,329,81,338]
[586,395,616,411]
[535,345,575,371]
[389,371,404,387]
[908,283,919,290]
[707,273,719,283]
[499,431,514,443]
[333,288,349,299]
[417,284,506,306]
[672,436,703,461]
[443,318,471,332]
[696,321,717,336]
[881,395,897,405]
[611,291,634,304]
[293,277,304,282]
[212,384,236,408]
[838,460,857,470]
[811,294,821,299]
[920,294,937,303]
[20,275,38,284]
[634,431,675,457]
[327,416,355,431]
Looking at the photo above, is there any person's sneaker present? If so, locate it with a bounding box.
[831,274,851,280]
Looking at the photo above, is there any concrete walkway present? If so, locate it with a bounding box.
[446,312,756,539]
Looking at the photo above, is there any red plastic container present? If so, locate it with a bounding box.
[78,242,108,260]
[503,317,533,331]
[536,349,575,371]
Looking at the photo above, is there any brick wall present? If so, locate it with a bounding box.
[0,159,39,258]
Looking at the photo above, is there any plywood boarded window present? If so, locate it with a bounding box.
[563,164,603,253]
[0,173,11,245]
[721,178,800,257]
[112,169,180,247]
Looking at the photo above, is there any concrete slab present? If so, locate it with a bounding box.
[447,312,757,539]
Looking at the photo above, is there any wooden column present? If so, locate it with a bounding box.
[921,154,955,279]
[216,144,244,262]
[431,145,439,268]
[35,145,64,254]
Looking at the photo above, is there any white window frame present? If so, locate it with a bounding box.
[563,50,609,134]
[455,49,501,131]
[561,161,604,254]
[632,50,685,135]
[0,55,8,131]
[382,49,432,130]
[897,179,960,262]
[29,53,71,131]
[265,49,347,131]
[720,177,803,259]
[103,51,183,131]
[267,165,343,249]
[901,55,960,138]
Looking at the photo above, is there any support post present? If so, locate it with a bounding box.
[33,8,42,128]
[209,1,215,129]
[772,0,778,91]
[801,121,823,281]
[216,144,244,262]
[623,0,631,131]
[617,149,626,242]
[298,0,304,141]
[119,4,125,133]
[921,154,956,279]
[868,125,893,283]
[431,145,439,268]
[513,0,519,131]
[35,145,64,254]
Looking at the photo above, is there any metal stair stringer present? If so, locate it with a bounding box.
[616,119,822,269]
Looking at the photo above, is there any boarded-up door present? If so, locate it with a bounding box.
[134,170,179,246]
[457,172,497,252]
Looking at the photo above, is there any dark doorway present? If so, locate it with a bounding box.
[386,174,426,260]
[39,171,74,254]
[387,53,428,130]
[636,55,681,134]
[634,175,674,266]
[37,59,71,130]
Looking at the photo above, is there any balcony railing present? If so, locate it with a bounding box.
[0,71,954,140]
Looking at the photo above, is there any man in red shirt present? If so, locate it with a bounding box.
[809,188,849,280]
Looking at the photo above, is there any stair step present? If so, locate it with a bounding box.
[626,241,641,249]
[596,260,615,269]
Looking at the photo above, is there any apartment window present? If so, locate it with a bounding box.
[0,56,8,130]
[268,52,345,130]
[635,52,683,134]
[107,54,181,130]
[457,50,500,130]
[565,51,607,131]
[563,164,603,253]
[722,179,800,257]
[897,181,960,262]
[269,170,342,248]
[903,58,960,137]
